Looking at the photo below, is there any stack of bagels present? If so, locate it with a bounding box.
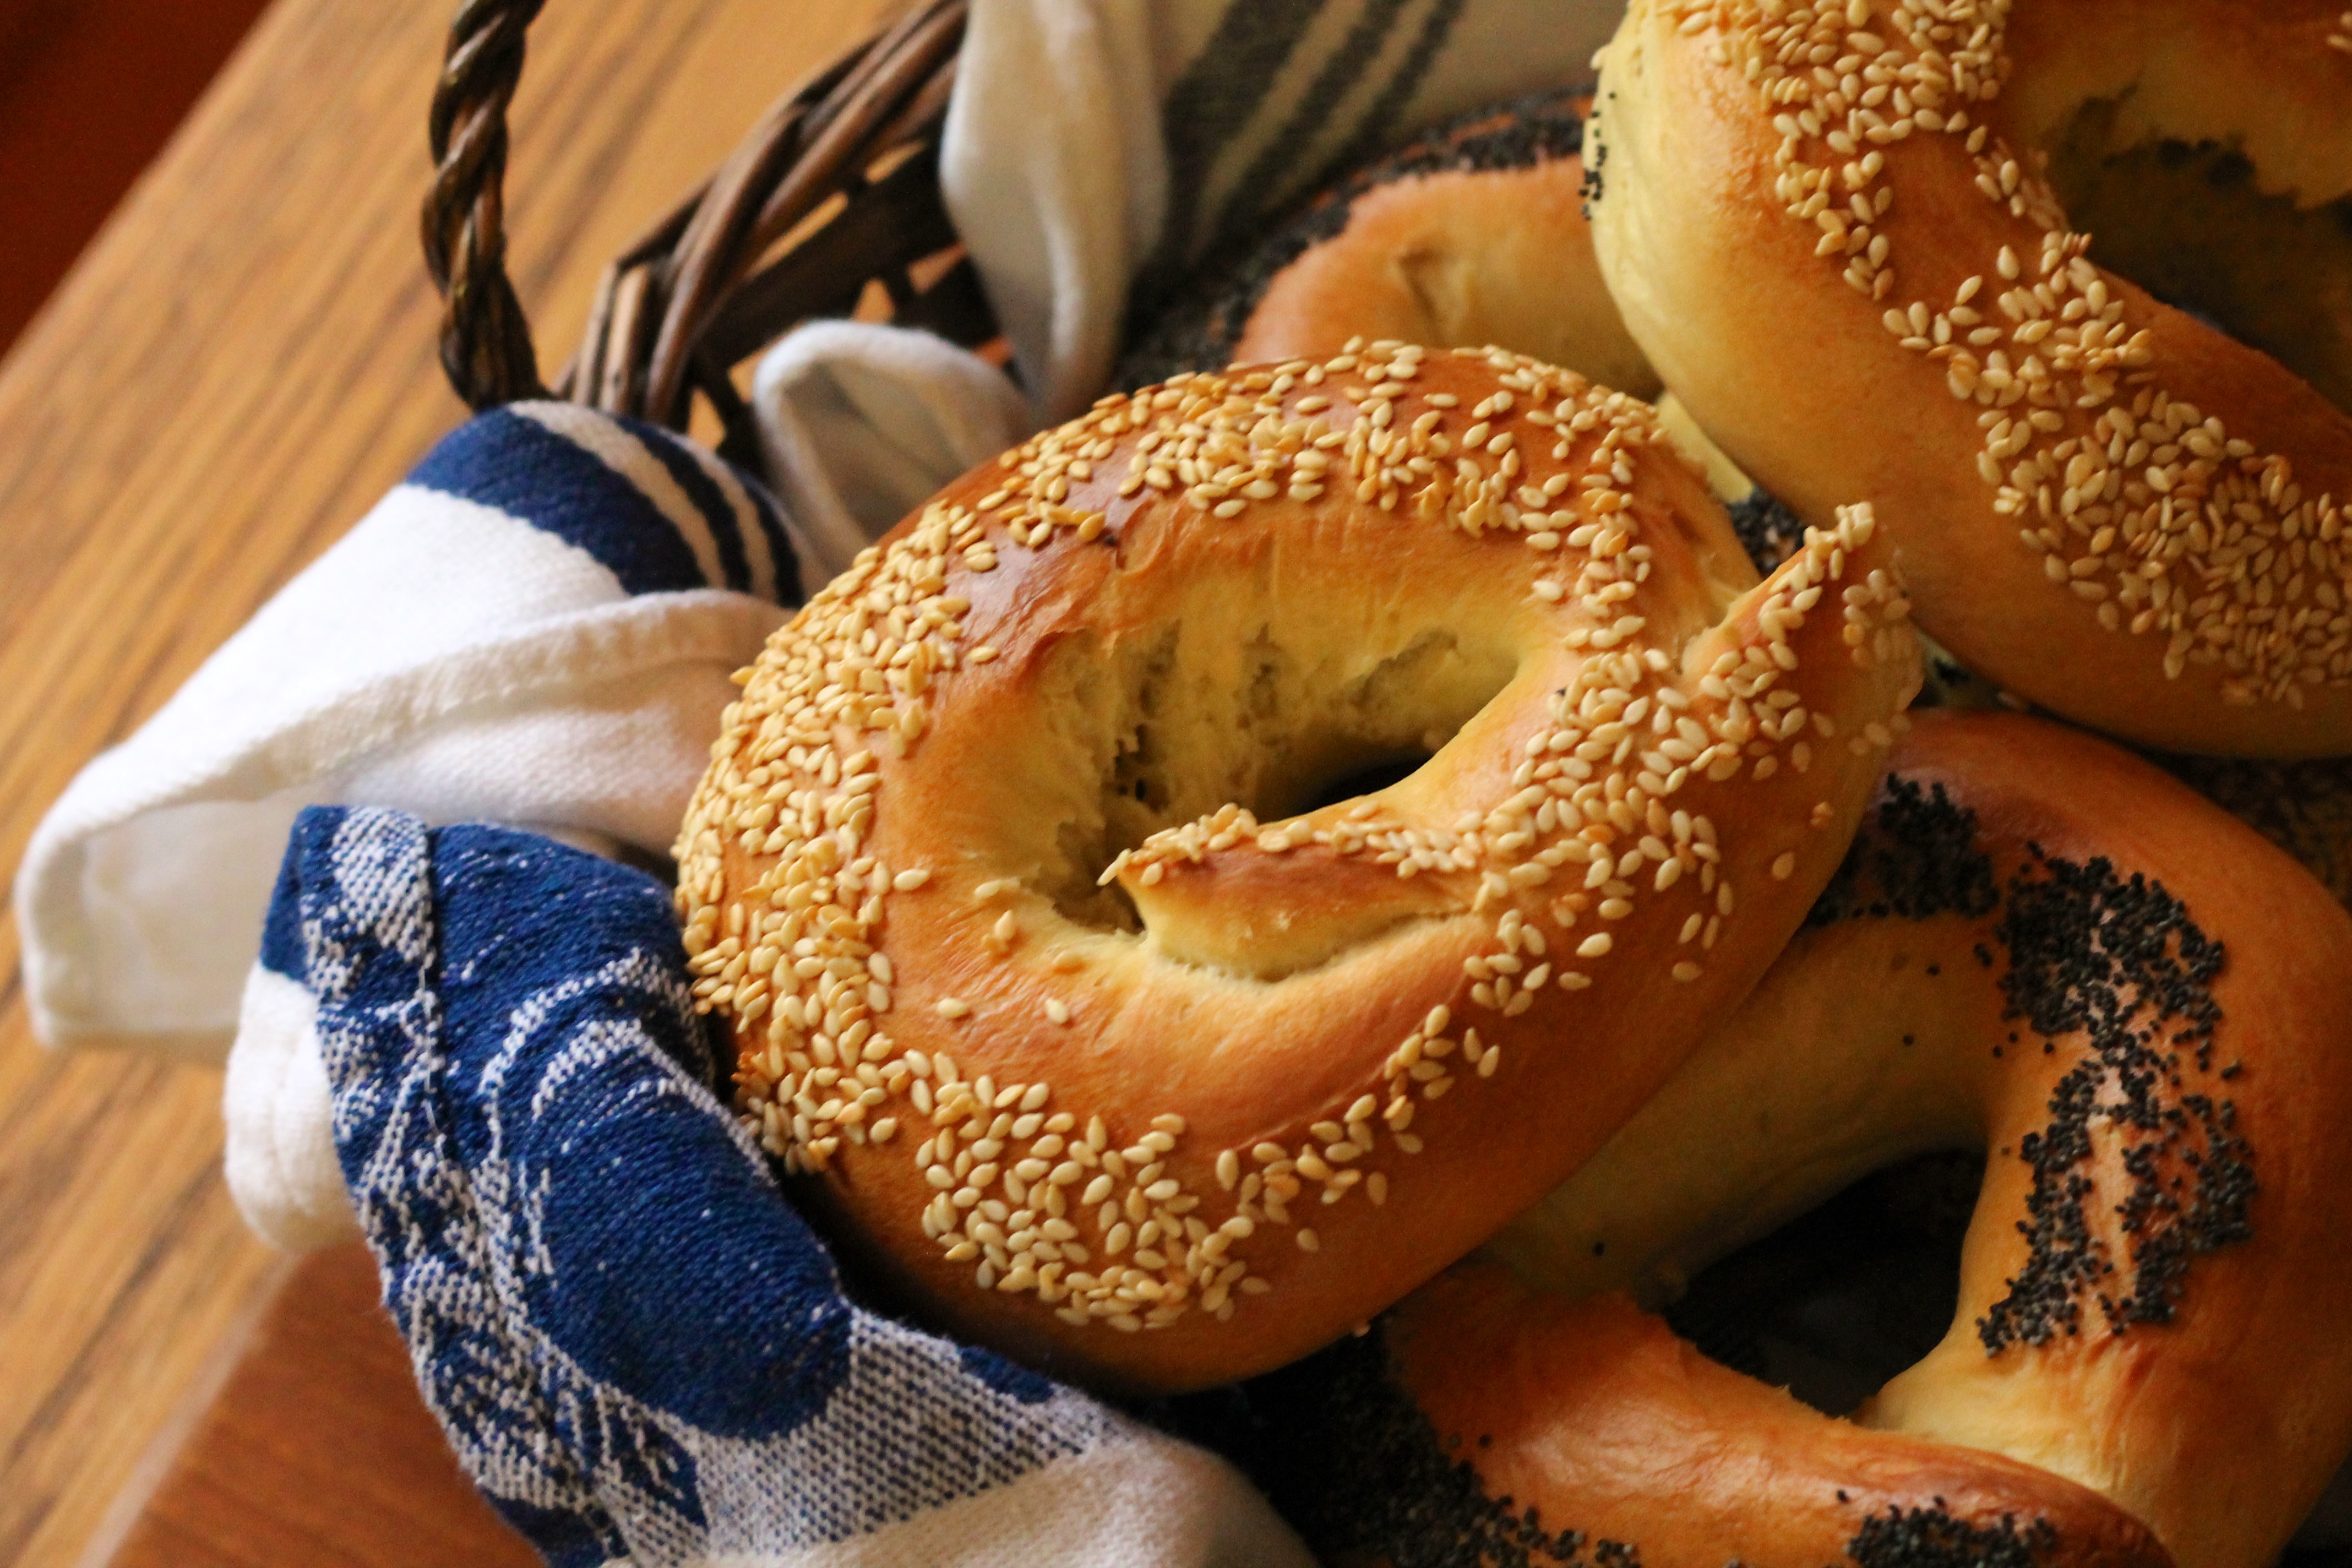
[676,4,2352,1564]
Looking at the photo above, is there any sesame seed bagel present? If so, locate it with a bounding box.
[1478,709,2352,1568]
[1120,90,1658,400]
[1587,0,2352,754]
[673,344,1922,1392]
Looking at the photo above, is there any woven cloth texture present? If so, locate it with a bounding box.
[269,803,1305,1566]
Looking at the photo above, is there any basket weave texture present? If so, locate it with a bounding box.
[424,0,997,473]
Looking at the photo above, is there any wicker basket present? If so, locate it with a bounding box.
[423,0,995,520]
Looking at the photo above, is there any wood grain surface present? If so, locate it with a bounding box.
[0,1,901,1562]
[100,1244,540,1568]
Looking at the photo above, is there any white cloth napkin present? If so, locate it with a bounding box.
[752,318,1033,593]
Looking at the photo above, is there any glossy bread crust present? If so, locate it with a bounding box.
[1121,91,1657,399]
[1386,1272,2177,1568]
[1589,0,2352,754]
[675,344,1920,1392]
[1483,711,2352,1568]
[1233,97,1658,399]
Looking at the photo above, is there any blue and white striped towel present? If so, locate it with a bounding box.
[948,0,1620,421]
[18,403,792,1060]
[13,404,803,1242]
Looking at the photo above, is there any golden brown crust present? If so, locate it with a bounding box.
[1121,92,1658,400]
[1234,127,1661,399]
[1387,1271,2176,1568]
[1589,0,2352,754]
[1482,711,2352,1568]
[674,344,1920,1392]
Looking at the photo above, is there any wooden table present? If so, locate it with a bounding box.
[0,1,899,1560]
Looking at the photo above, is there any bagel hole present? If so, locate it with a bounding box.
[2041,98,2352,412]
[1293,751,1437,812]
[1028,621,1517,933]
[1660,1148,1983,1418]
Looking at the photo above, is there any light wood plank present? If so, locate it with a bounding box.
[98,1244,539,1568]
[0,1,901,1561]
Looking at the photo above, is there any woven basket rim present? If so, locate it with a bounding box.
[422,0,991,500]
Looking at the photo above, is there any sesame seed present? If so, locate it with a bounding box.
[678,347,1923,1344]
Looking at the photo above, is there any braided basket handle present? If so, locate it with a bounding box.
[421,0,978,437]
[425,0,548,411]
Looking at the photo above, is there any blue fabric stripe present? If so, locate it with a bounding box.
[259,839,306,980]
[742,472,800,605]
[293,804,641,1564]
[628,414,752,593]
[406,409,714,596]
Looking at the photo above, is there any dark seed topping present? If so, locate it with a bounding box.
[1811,772,2253,1353]
[1846,1505,2059,1568]
[1197,1327,1638,1568]
[1986,845,2250,1348]
[1808,776,2001,929]
[1726,488,1808,574]
[1183,1307,2086,1568]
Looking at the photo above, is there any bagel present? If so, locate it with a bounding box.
[1120,90,1658,401]
[1264,710,2350,1568]
[673,344,1921,1392]
[1587,0,2352,755]
[1250,1267,2174,1568]
[1117,86,1859,588]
